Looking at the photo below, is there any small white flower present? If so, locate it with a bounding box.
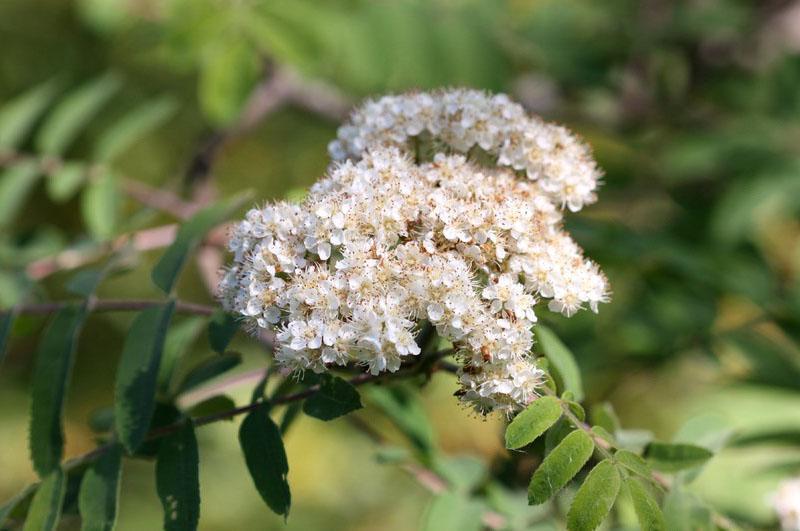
[220,89,609,413]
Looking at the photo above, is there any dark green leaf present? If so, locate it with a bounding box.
[421,492,484,531]
[535,325,584,401]
[505,395,562,449]
[187,395,236,418]
[152,193,250,294]
[208,310,239,353]
[566,459,621,531]
[22,469,65,531]
[0,310,14,368]
[177,351,242,394]
[0,80,57,149]
[645,442,713,472]
[303,374,362,420]
[114,301,176,453]
[614,449,652,480]
[66,269,105,298]
[529,429,594,505]
[78,445,122,531]
[238,404,291,517]
[29,305,87,476]
[94,97,177,162]
[158,316,207,395]
[81,170,120,240]
[36,74,120,155]
[156,422,200,531]
[46,161,86,203]
[626,477,666,531]
[0,161,41,227]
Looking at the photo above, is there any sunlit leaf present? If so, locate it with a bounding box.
[0,80,58,149]
[535,325,584,401]
[81,170,120,240]
[529,429,594,505]
[198,38,259,126]
[239,404,291,517]
[78,445,123,531]
[46,161,86,203]
[614,449,652,480]
[94,96,177,162]
[36,73,120,155]
[566,459,621,531]
[158,316,207,395]
[22,469,65,531]
[626,476,666,531]
[505,395,562,449]
[114,301,176,453]
[29,305,87,476]
[156,422,200,531]
[0,161,41,227]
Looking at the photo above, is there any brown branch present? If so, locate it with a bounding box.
[13,298,216,316]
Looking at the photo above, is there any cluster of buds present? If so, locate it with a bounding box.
[220,89,608,414]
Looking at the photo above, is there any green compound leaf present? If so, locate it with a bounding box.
[208,310,239,353]
[29,305,87,476]
[152,192,251,294]
[645,442,713,472]
[239,404,291,517]
[614,449,652,479]
[114,301,176,453]
[626,476,666,531]
[535,325,584,401]
[0,161,41,228]
[78,444,123,531]
[566,459,621,531]
[46,161,87,203]
[94,96,177,162]
[177,351,242,394]
[0,80,57,149]
[156,422,200,531]
[0,310,14,368]
[505,395,562,449]
[22,469,66,531]
[36,73,120,155]
[303,374,363,421]
[81,170,120,240]
[528,429,594,505]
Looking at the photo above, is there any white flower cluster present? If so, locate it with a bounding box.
[220,89,608,414]
[329,89,602,212]
[774,478,800,530]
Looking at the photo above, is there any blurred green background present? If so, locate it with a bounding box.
[1,0,800,529]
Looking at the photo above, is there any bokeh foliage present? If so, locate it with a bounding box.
[1,0,799,529]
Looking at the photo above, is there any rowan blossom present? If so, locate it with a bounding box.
[774,478,800,531]
[220,89,608,414]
